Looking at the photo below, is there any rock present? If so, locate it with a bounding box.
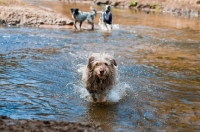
[93,0,200,18]
[94,0,111,5]
[111,1,121,6]
[0,4,73,27]
[0,116,104,132]
[56,18,73,25]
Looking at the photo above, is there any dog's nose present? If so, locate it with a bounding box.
[100,70,104,75]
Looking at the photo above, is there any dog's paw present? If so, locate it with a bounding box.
[101,96,107,102]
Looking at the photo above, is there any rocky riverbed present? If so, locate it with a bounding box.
[94,0,200,17]
[93,0,200,17]
[0,116,103,132]
[0,0,73,26]
[57,0,200,17]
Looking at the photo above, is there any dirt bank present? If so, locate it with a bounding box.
[0,116,104,132]
[90,0,200,17]
[0,0,73,26]
[0,0,199,27]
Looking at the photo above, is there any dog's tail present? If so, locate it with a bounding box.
[90,6,97,17]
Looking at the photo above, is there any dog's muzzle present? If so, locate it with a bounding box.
[100,70,104,76]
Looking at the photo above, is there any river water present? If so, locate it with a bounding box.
[0,1,200,131]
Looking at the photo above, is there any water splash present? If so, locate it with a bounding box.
[73,81,130,103]
[112,24,120,30]
[77,64,85,74]
[73,84,91,101]
[98,23,120,32]
[107,82,130,102]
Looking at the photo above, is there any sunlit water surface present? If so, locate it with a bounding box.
[0,1,200,131]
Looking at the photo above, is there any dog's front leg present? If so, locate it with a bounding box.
[79,22,83,30]
[91,23,94,30]
[100,93,108,102]
[74,20,78,29]
[104,22,109,31]
[101,96,107,102]
[91,93,97,102]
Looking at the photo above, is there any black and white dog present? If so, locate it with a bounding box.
[99,5,113,30]
[70,7,97,30]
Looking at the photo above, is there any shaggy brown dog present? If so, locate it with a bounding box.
[82,53,118,102]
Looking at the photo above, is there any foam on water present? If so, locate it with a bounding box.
[73,84,91,101]
[107,82,130,102]
[98,23,120,32]
[77,64,85,73]
[112,24,120,30]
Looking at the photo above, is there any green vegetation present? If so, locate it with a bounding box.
[150,4,157,9]
[129,1,138,7]
[150,4,161,12]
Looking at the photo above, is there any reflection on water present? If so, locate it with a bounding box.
[86,103,119,131]
[1,1,200,131]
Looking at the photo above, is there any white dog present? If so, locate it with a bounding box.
[82,53,118,102]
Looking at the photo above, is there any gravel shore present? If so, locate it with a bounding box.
[0,116,104,132]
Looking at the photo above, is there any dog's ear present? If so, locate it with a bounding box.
[107,5,111,11]
[71,8,79,14]
[87,56,95,69]
[105,5,111,12]
[106,57,117,66]
[110,59,117,66]
[70,8,74,13]
[75,9,79,14]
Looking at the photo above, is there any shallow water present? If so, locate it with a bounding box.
[1,1,200,131]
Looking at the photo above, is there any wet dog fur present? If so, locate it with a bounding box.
[71,7,97,30]
[82,53,118,102]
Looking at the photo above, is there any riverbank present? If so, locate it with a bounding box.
[0,0,199,27]
[93,0,200,17]
[0,0,73,27]
[0,116,103,132]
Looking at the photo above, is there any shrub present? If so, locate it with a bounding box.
[129,1,138,7]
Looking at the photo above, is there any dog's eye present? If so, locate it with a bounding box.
[96,63,99,66]
[104,63,108,66]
